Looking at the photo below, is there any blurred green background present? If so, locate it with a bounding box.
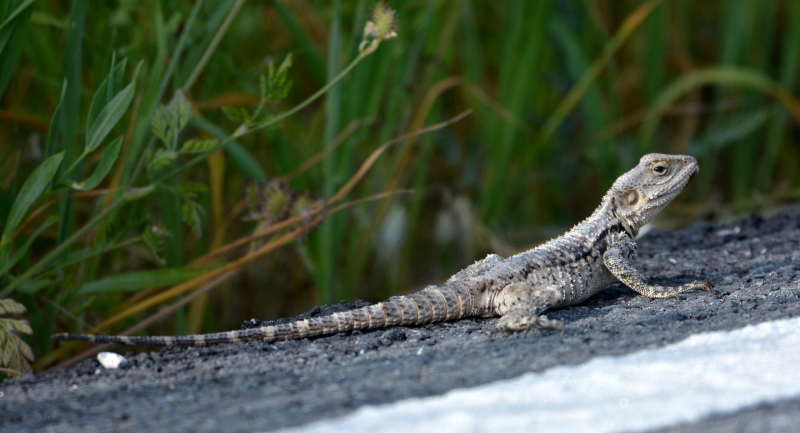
[1,0,799,372]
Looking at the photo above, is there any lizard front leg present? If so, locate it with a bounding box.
[493,282,565,332]
[603,236,712,299]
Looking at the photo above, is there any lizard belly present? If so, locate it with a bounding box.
[549,260,615,307]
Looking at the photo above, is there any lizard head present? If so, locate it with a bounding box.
[607,153,698,237]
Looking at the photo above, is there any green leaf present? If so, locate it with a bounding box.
[150,104,173,145]
[221,106,251,124]
[180,138,218,154]
[262,53,293,101]
[72,136,122,190]
[85,62,141,153]
[0,310,33,376]
[182,200,204,238]
[15,278,50,294]
[0,152,64,247]
[151,90,192,148]
[0,216,58,277]
[149,148,177,171]
[86,57,128,136]
[78,267,216,294]
[166,89,191,132]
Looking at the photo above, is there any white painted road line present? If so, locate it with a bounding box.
[273,317,800,433]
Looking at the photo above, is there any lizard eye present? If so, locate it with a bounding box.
[626,190,639,206]
[651,162,670,177]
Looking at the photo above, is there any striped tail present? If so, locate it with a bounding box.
[51,284,479,347]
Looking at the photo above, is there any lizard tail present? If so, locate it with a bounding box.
[51,284,478,347]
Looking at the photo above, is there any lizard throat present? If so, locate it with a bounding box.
[620,216,638,239]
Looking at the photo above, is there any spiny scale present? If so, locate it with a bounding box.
[52,153,712,347]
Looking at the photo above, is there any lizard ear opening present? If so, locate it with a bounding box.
[626,190,639,206]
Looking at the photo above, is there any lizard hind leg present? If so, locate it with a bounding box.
[494,282,566,333]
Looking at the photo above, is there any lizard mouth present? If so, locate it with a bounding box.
[687,167,698,183]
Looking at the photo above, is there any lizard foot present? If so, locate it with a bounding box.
[680,279,714,293]
[643,279,714,299]
[496,314,564,333]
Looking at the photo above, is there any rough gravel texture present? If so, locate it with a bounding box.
[2,208,800,433]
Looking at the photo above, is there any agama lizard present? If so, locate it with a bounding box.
[52,153,712,346]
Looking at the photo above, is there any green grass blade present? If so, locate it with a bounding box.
[315,0,343,303]
[538,0,665,154]
[46,81,67,157]
[639,67,800,149]
[57,0,87,243]
[183,1,244,92]
[551,14,615,180]
[480,1,550,224]
[758,0,800,191]
[273,0,326,85]
[78,267,217,294]
[0,152,64,247]
[643,1,667,104]
[0,185,155,298]
[118,5,168,187]
[0,216,58,277]
[0,0,34,98]
[0,0,35,52]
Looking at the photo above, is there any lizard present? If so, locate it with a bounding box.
[52,153,712,347]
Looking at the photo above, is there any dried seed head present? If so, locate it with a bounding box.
[244,179,295,223]
[263,179,294,222]
[360,2,398,54]
[290,194,324,218]
[364,2,397,41]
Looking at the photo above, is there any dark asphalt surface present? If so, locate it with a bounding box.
[2,208,799,433]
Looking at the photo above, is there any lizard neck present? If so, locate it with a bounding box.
[604,196,638,239]
[584,198,636,240]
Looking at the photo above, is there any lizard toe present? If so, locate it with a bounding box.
[535,315,564,331]
[496,315,533,333]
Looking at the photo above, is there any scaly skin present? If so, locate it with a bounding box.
[52,153,712,346]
